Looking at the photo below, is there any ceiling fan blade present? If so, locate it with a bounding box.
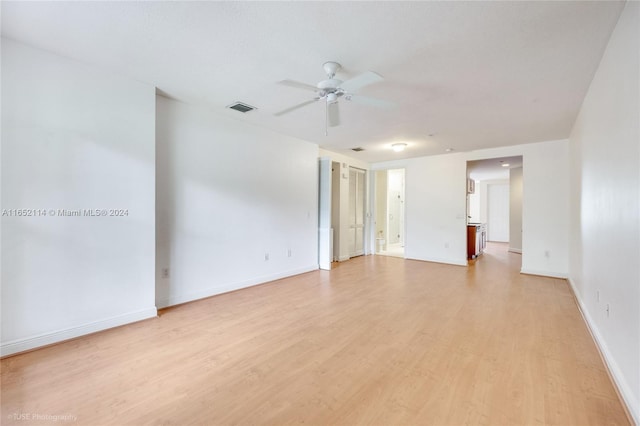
[274,99,318,116]
[328,101,340,127]
[278,80,318,92]
[340,71,384,93]
[347,94,395,109]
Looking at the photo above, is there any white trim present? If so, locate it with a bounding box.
[520,268,568,279]
[567,278,639,425]
[508,247,522,254]
[405,255,468,267]
[157,264,318,309]
[1,307,158,357]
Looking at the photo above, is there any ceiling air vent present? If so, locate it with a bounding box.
[351,147,365,152]
[227,102,257,113]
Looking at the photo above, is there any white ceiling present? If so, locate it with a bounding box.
[468,156,523,181]
[1,1,624,163]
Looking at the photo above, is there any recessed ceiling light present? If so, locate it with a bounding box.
[502,163,510,167]
[392,143,407,152]
[445,148,454,152]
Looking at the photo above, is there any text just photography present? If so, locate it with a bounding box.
[2,208,129,218]
[7,412,77,422]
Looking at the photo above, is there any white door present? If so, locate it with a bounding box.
[488,184,509,242]
[318,158,332,270]
[349,168,365,257]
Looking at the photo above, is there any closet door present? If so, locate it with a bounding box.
[349,168,365,257]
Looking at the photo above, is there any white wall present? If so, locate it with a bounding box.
[476,179,509,226]
[374,140,569,274]
[568,2,639,421]
[509,167,523,252]
[469,141,570,277]
[404,153,469,266]
[155,96,318,308]
[486,183,510,242]
[1,39,157,356]
[318,149,369,171]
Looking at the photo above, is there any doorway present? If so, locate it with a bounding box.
[374,168,405,258]
[466,156,523,258]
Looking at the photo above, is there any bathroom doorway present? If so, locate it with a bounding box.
[374,168,405,258]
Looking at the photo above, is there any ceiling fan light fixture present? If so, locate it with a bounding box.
[392,143,407,152]
[275,61,393,131]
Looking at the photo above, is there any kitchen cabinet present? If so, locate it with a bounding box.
[467,223,486,259]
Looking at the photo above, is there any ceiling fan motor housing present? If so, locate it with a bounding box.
[275,60,391,122]
[317,78,343,91]
[323,61,341,78]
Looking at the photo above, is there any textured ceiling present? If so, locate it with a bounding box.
[1,1,625,163]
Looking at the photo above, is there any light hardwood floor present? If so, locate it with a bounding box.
[1,243,629,425]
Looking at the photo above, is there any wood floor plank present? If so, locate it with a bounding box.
[1,243,630,425]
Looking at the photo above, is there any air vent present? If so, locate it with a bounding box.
[227,102,257,113]
[351,147,365,152]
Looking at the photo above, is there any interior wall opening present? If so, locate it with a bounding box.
[374,168,405,258]
[466,156,523,261]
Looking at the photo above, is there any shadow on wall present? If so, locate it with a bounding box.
[154,96,320,308]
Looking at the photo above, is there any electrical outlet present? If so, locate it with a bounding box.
[287,249,292,257]
[444,242,449,248]
[544,250,550,258]
[264,253,269,261]
[606,304,610,317]
[161,268,170,279]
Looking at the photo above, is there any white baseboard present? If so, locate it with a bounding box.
[405,255,468,267]
[508,247,522,254]
[156,264,318,309]
[520,268,568,279]
[338,255,350,262]
[567,278,638,425]
[0,307,158,358]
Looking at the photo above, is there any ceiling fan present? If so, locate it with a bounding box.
[275,61,393,134]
